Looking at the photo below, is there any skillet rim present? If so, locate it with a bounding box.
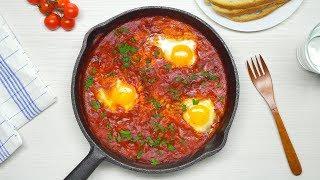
[71,6,240,173]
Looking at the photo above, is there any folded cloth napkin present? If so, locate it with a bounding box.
[0,14,56,163]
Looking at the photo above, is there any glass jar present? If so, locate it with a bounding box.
[297,23,320,74]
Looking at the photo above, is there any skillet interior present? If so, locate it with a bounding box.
[71,6,239,173]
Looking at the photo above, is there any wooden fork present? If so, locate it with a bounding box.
[246,55,302,176]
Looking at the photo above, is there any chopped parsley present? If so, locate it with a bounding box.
[167,144,175,151]
[151,122,166,132]
[118,43,137,56]
[150,158,159,166]
[107,132,114,141]
[147,77,157,84]
[106,71,116,77]
[164,63,172,71]
[146,136,155,146]
[152,113,162,119]
[192,99,200,105]
[150,98,162,110]
[174,76,183,82]
[106,123,111,129]
[182,104,187,112]
[168,123,175,132]
[200,70,217,81]
[119,130,132,140]
[121,56,131,68]
[168,88,181,100]
[146,58,151,65]
[85,76,94,90]
[115,26,129,36]
[132,133,142,142]
[136,150,143,159]
[90,100,100,111]
[101,112,107,119]
[130,37,136,43]
[153,49,160,58]
[91,68,97,75]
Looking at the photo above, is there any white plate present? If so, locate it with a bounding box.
[195,0,304,32]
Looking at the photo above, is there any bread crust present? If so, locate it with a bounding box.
[211,2,274,16]
[224,3,285,22]
[211,0,288,16]
[208,0,276,9]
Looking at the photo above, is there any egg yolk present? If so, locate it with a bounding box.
[186,104,210,127]
[170,44,194,67]
[96,80,138,111]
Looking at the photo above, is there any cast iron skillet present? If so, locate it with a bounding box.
[67,6,239,180]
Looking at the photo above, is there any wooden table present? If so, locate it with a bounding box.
[0,0,319,179]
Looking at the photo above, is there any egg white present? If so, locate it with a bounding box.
[155,35,196,67]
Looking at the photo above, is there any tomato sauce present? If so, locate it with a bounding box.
[83,16,228,166]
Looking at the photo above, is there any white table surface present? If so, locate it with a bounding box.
[0,0,319,179]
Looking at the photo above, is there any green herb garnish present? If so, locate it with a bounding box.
[152,113,162,119]
[147,77,157,84]
[119,130,132,140]
[137,150,143,159]
[174,76,183,82]
[85,76,94,90]
[168,88,181,100]
[101,112,107,118]
[107,132,114,141]
[132,133,142,142]
[167,144,175,151]
[146,58,151,65]
[118,43,137,56]
[182,104,187,112]
[164,63,172,70]
[115,26,129,36]
[200,70,217,81]
[168,123,175,132]
[130,37,136,43]
[121,56,131,68]
[146,136,155,146]
[150,158,159,166]
[91,67,97,75]
[192,99,200,105]
[106,71,116,77]
[90,100,100,111]
[152,122,166,132]
[153,49,160,58]
[150,98,162,110]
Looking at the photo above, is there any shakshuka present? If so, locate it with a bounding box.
[83,16,228,166]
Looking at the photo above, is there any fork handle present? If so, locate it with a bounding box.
[272,108,302,176]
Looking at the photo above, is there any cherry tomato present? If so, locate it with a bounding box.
[39,0,55,15]
[56,0,69,9]
[63,3,79,19]
[27,0,39,5]
[61,16,75,31]
[44,13,61,31]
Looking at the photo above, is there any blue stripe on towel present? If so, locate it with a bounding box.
[0,55,41,119]
[0,71,32,120]
[0,140,9,161]
[1,54,42,114]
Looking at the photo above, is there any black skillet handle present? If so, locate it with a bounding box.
[65,146,106,180]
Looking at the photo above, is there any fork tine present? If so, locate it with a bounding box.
[259,54,270,75]
[246,60,256,80]
[255,55,264,75]
[251,58,260,77]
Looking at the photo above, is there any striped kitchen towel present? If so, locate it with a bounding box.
[0,14,57,163]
